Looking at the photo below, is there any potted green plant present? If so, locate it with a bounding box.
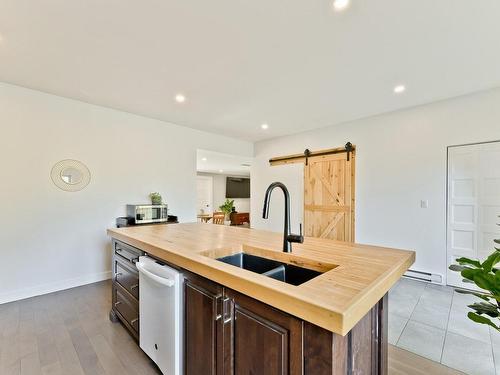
[449,230,500,332]
[219,199,235,225]
[149,192,162,205]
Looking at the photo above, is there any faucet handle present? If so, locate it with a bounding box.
[298,223,304,243]
[287,223,304,244]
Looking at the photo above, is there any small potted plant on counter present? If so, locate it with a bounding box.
[149,192,163,205]
[219,199,235,225]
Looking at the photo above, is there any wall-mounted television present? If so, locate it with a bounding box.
[226,177,250,198]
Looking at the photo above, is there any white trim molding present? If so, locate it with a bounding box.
[0,270,112,305]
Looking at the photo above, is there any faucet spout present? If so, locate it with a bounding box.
[262,182,304,253]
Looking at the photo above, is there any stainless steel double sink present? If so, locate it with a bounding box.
[216,252,323,286]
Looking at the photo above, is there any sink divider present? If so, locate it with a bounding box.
[262,265,286,282]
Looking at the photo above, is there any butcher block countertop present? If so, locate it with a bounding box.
[108,223,415,335]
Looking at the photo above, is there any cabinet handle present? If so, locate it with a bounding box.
[114,301,122,307]
[130,284,138,290]
[115,272,123,277]
[215,295,223,321]
[116,248,122,253]
[216,296,232,323]
[223,297,233,324]
[131,318,139,325]
[132,258,138,264]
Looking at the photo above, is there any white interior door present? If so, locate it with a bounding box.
[196,176,213,214]
[447,141,500,288]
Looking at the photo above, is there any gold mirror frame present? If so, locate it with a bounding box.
[50,159,91,192]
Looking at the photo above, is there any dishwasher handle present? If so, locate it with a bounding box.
[136,262,175,287]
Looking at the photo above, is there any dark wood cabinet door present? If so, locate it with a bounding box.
[225,289,303,375]
[184,271,225,375]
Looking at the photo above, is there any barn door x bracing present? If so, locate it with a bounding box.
[304,152,355,242]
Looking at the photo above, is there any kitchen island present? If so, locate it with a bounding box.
[108,223,414,375]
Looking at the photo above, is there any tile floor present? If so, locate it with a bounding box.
[389,277,499,375]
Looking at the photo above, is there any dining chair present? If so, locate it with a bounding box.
[212,212,225,225]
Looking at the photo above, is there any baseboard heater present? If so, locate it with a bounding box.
[403,269,443,284]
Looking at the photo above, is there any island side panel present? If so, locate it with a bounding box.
[303,293,388,375]
[374,294,388,375]
[303,323,348,373]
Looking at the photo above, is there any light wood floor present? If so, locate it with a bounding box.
[389,345,464,375]
[0,281,464,375]
[0,281,160,375]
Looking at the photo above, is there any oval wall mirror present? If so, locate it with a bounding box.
[51,159,91,192]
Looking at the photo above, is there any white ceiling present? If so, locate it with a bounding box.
[1,1,499,141]
[197,149,251,176]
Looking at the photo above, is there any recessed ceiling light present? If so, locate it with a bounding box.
[393,85,406,94]
[175,94,186,103]
[219,169,224,173]
[261,123,269,130]
[201,157,207,161]
[333,0,350,11]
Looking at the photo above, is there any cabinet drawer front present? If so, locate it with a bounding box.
[113,284,139,333]
[114,240,142,263]
[115,259,139,300]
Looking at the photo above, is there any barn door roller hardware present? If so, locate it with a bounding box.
[304,149,311,166]
[345,142,353,161]
[270,142,355,166]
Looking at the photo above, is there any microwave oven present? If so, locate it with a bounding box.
[127,204,168,224]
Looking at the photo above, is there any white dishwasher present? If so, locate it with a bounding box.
[136,256,183,375]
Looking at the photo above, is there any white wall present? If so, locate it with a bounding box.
[197,172,251,213]
[251,88,500,283]
[0,82,253,303]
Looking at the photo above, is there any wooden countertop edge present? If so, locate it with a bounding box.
[341,252,416,334]
[107,228,414,336]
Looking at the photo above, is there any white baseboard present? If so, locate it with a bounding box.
[0,270,112,305]
[404,269,443,284]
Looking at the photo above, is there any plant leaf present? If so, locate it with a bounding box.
[468,302,500,318]
[461,268,481,282]
[482,250,500,272]
[472,273,500,295]
[455,289,493,301]
[455,257,481,268]
[449,264,468,272]
[467,312,500,330]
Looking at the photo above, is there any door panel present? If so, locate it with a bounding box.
[197,175,214,214]
[304,152,355,242]
[447,142,500,288]
[234,309,287,375]
[225,289,303,375]
[478,146,500,261]
[184,272,224,375]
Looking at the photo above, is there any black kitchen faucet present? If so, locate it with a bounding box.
[262,182,304,253]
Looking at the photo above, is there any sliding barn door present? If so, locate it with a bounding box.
[304,152,355,242]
